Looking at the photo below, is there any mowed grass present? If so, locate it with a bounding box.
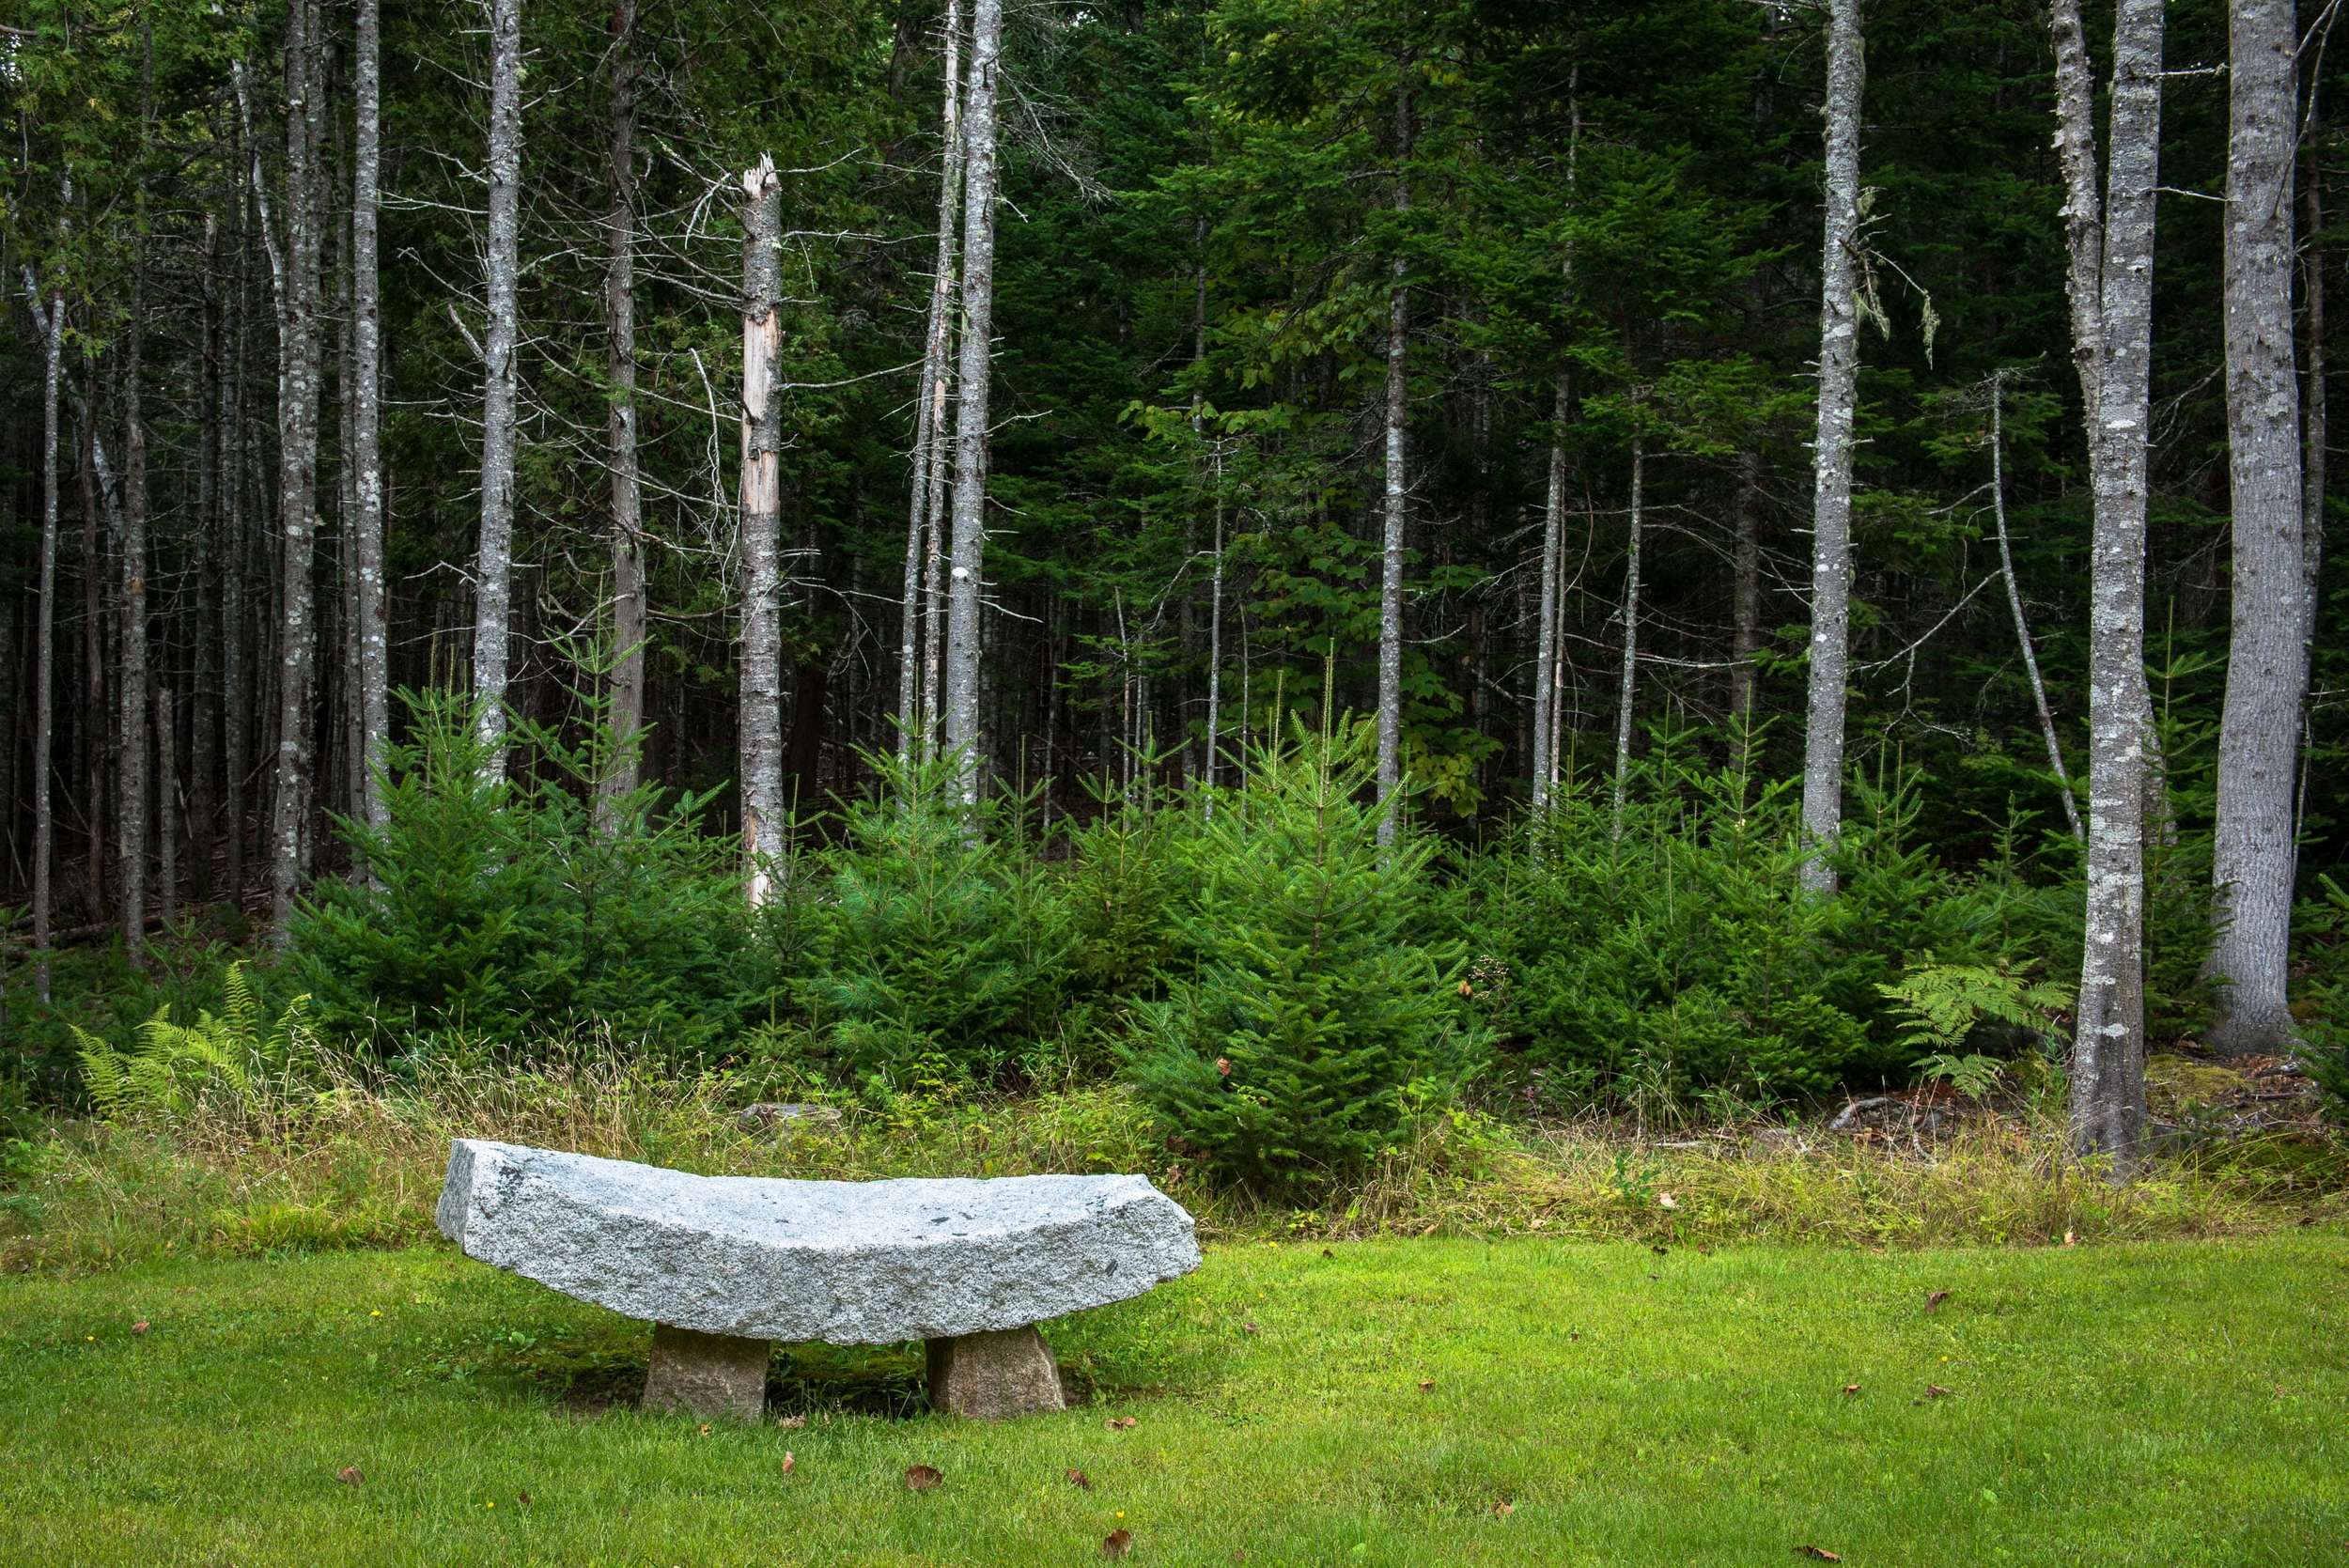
[1,1235,2343,1566]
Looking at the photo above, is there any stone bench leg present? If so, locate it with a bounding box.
[926,1326,1065,1419]
[642,1324,770,1421]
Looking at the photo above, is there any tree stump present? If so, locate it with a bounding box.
[642,1324,770,1421]
[926,1326,1064,1419]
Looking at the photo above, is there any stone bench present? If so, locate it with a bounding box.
[434,1139,1201,1420]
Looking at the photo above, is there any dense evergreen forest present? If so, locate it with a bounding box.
[5,0,2347,1178]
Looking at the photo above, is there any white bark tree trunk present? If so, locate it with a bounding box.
[268,0,323,936]
[1988,374,2084,841]
[600,0,646,822]
[2302,129,2329,840]
[2067,0,2166,1173]
[1376,86,1414,846]
[1798,0,1865,895]
[471,0,524,767]
[352,0,390,831]
[739,157,786,905]
[941,0,1003,807]
[1532,371,1567,817]
[902,0,964,769]
[1611,438,1644,840]
[2207,0,2307,1055]
[30,282,63,1001]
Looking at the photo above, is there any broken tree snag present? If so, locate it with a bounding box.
[642,1324,771,1421]
[926,1326,1064,1419]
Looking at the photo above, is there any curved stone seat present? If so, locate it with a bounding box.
[435,1139,1201,1420]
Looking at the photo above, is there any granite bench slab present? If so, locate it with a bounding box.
[435,1138,1201,1419]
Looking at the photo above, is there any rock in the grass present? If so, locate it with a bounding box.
[435,1139,1201,1344]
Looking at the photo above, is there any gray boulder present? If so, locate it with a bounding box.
[434,1139,1201,1345]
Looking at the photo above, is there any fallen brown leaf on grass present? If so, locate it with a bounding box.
[1105,1416,1138,1431]
[776,1414,806,1430]
[131,1321,150,1335]
[905,1464,943,1491]
[1795,1547,1842,1561]
[1102,1528,1133,1559]
[1066,1468,1092,1490]
[1241,1321,1259,1335]
[780,1452,795,1475]
[1841,1383,1860,1396]
[335,1467,363,1487]
[1925,1290,1952,1314]
[2063,1230,2079,1247]
[1491,1498,1514,1517]
[517,1489,532,1509]
[697,1423,712,1436]
[1924,1384,1952,1399]
[1419,1380,1435,1393]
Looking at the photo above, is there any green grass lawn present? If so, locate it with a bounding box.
[1,1234,2342,1565]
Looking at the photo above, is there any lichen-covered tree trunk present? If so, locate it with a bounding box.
[351,0,390,831]
[268,0,323,935]
[1798,0,1864,895]
[2071,0,2166,1173]
[901,0,964,768]
[470,0,524,770]
[599,0,646,822]
[2207,0,2307,1055]
[941,0,1003,806]
[1610,439,1644,840]
[2302,125,2329,839]
[1531,372,1566,817]
[739,157,786,905]
[31,284,63,1001]
[1375,85,1413,847]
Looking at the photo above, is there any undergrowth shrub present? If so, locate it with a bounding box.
[789,753,1072,1088]
[1473,733,2077,1118]
[288,687,783,1062]
[1127,723,1480,1191]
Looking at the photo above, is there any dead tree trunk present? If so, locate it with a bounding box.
[599,0,646,820]
[1798,0,1865,895]
[471,0,525,768]
[739,156,786,905]
[2207,0,2307,1055]
[941,0,1004,806]
[1987,372,2082,840]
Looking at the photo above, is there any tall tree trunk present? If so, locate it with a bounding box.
[471,0,524,765]
[2207,0,2307,1054]
[79,405,108,924]
[1531,371,1566,815]
[30,285,63,1001]
[941,0,1004,806]
[1730,447,1764,733]
[1610,439,1644,840]
[1988,372,2083,840]
[2302,118,2329,842]
[224,179,253,909]
[1375,85,1414,846]
[190,214,221,905]
[902,0,965,768]
[267,0,324,935]
[2068,0,2166,1173]
[155,682,178,926]
[120,263,150,957]
[1799,0,1864,895]
[599,0,646,821]
[351,0,390,831]
[739,156,786,905]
